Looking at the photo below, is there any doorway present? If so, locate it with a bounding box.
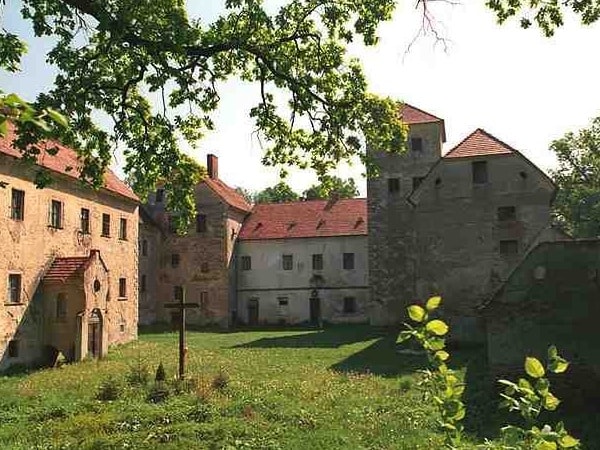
[87,309,102,358]
[309,296,321,325]
[247,298,259,325]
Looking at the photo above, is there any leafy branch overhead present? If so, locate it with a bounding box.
[2,0,599,226]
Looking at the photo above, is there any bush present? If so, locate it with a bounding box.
[187,402,214,423]
[147,383,170,404]
[126,363,150,387]
[155,362,166,383]
[96,376,122,401]
[212,370,229,391]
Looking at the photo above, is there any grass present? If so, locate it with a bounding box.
[0,326,597,449]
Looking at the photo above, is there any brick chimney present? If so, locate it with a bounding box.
[207,154,218,179]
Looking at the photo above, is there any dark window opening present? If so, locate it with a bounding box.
[200,291,209,313]
[388,178,400,194]
[174,285,184,301]
[435,177,442,187]
[497,206,516,222]
[411,137,423,152]
[118,278,127,298]
[11,189,25,221]
[499,240,519,256]
[472,161,488,185]
[80,208,90,234]
[200,262,209,273]
[119,218,128,240]
[155,188,165,203]
[282,254,293,271]
[50,200,63,229]
[56,293,67,320]
[8,274,21,303]
[140,275,146,293]
[241,256,251,271]
[171,253,180,268]
[343,297,357,314]
[278,297,289,306]
[196,214,207,233]
[7,340,18,358]
[102,213,111,237]
[312,254,323,270]
[412,177,424,190]
[343,253,355,270]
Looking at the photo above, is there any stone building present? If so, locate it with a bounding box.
[368,105,560,341]
[1,129,139,370]
[235,198,369,325]
[482,240,600,395]
[143,155,251,327]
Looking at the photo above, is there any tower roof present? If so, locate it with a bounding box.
[399,103,446,142]
[445,128,516,159]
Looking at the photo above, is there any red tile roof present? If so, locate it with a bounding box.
[445,128,516,159]
[0,127,138,201]
[43,256,91,284]
[239,198,367,240]
[399,103,444,125]
[204,177,252,213]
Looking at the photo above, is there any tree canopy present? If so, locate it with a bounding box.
[254,181,299,204]
[1,0,599,227]
[303,176,358,200]
[551,116,600,238]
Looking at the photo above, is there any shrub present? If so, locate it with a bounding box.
[126,363,150,387]
[212,370,229,391]
[155,362,166,383]
[187,402,214,423]
[147,383,170,404]
[96,376,122,401]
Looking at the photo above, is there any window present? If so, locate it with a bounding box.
[343,253,355,270]
[155,188,165,203]
[196,214,207,232]
[472,161,488,185]
[141,239,148,256]
[56,293,67,320]
[119,218,128,240]
[118,278,127,298]
[11,189,24,220]
[140,275,146,293]
[80,208,90,234]
[412,177,424,190]
[7,340,18,358]
[8,274,21,303]
[200,262,209,273]
[312,254,323,270]
[102,213,111,237]
[200,291,209,313]
[168,216,177,233]
[497,206,516,222]
[499,240,519,256]
[282,254,293,271]
[174,285,184,301]
[343,297,357,314]
[49,200,63,229]
[411,137,423,152]
[278,297,289,306]
[388,178,400,194]
[241,256,252,271]
[171,253,180,268]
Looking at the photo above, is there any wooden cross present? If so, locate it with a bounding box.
[164,286,199,380]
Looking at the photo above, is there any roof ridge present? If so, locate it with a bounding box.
[401,102,443,123]
[444,127,516,158]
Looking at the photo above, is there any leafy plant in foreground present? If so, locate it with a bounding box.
[400,296,581,449]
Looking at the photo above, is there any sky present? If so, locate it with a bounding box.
[2,1,600,196]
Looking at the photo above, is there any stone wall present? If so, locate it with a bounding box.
[0,154,138,370]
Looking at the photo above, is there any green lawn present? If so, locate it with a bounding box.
[0,326,595,449]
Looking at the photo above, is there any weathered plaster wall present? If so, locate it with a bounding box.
[236,235,369,324]
[0,155,138,370]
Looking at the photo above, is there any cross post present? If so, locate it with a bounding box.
[164,286,199,380]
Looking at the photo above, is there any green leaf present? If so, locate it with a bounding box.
[548,345,558,359]
[536,441,557,450]
[558,435,580,448]
[525,357,545,378]
[426,320,449,336]
[549,358,569,374]
[0,119,7,137]
[46,108,69,128]
[407,305,426,323]
[435,350,449,361]
[425,296,442,311]
[543,393,560,411]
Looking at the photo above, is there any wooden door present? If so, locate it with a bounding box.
[247,298,259,325]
